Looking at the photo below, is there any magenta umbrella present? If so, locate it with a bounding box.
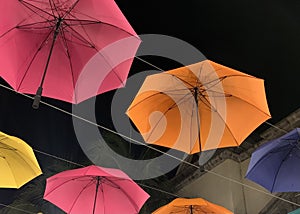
[44,165,150,214]
[0,0,140,108]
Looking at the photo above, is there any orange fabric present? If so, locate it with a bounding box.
[152,198,233,214]
[127,60,271,154]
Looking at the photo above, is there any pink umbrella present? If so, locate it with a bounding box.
[44,165,150,214]
[0,0,140,108]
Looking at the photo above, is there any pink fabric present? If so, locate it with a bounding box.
[0,0,140,103]
[44,165,150,214]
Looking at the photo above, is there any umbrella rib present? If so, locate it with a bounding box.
[198,95,240,147]
[164,73,195,88]
[195,62,205,87]
[67,17,97,50]
[0,140,17,150]
[16,20,54,30]
[200,89,232,97]
[63,18,135,88]
[16,28,55,91]
[128,87,192,111]
[66,14,99,49]
[224,93,271,118]
[20,0,56,19]
[2,160,19,187]
[0,146,16,151]
[68,179,96,214]
[62,0,80,19]
[0,27,17,38]
[200,76,226,91]
[144,92,192,142]
[13,150,40,174]
[63,19,102,26]
[63,22,95,48]
[0,15,36,38]
[66,22,128,87]
[270,146,295,192]
[48,0,59,17]
[64,9,139,38]
[106,179,140,213]
[245,147,291,179]
[3,149,40,187]
[58,26,92,48]
[127,92,163,110]
[59,27,77,103]
[45,176,91,197]
[202,75,270,117]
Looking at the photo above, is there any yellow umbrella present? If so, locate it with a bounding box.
[127,60,271,154]
[0,131,42,188]
[152,198,233,214]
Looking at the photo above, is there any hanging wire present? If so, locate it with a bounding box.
[0,203,37,214]
[138,183,180,198]
[264,121,288,133]
[135,56,164,72]
[33,149,85,167]
[0,82,299,208]
[0,55,298,208]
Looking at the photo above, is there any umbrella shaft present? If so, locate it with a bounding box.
[93,176,100,214]
[40,18,62,87]
[32,18,62,109]
[194,87,202,152]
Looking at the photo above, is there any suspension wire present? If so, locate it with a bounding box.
[205,170,300,207]
[0,57,300,207]
[138,183,180,198]
[0,203,37,214]
[33,149,85,167]
[135,56,164,72]
[264,121,288,133]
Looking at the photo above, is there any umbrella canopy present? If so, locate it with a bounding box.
[0,131,42,188]
[245,128,300,193]
[127,60,271,154]
[0,0,140,108]
[289,208,300,214]
[44,165,150,214]
[152,198,233,214]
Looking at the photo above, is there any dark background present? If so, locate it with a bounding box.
[0,0,299,212]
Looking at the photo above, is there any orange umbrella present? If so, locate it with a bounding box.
[127,60,271,154]
[152,198,233,214]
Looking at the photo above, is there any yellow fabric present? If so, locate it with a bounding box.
[152,198,233,214]
[0,131,42,188]
[127,60,271,154]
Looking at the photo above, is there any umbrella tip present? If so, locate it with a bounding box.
[32,87,43,109]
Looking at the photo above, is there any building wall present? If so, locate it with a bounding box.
[177,159,273,214]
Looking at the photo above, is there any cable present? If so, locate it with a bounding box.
[34,149,180,199]
[0,203,37,214]
[0,57,298,207]
[33,149,85,167]
[135,56,164,72]
[205,170,300,207]
[264,121,288,134]
[138,183,180,198]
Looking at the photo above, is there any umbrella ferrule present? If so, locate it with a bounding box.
[32,86,43,109]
